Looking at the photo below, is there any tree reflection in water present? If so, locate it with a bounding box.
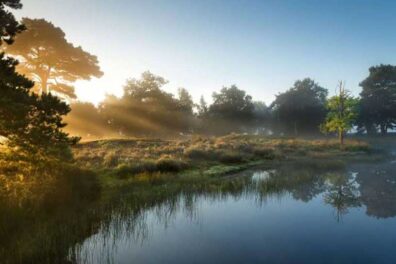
[323,172,361,222]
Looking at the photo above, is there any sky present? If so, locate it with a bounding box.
[14,0,396,105]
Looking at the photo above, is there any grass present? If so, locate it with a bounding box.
[70,134,373,189]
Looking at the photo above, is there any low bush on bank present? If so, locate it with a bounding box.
[252,147,276,159]
[116,158,188,178]
[156,158,188,172]
[184,147,215,160]
[116,161,157,178]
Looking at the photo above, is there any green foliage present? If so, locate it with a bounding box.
[271,78,328,136]
[4,18,103,99]
[252,147,276,159]
[99,71,195,137]
[197,95,208,116]
[198,85,255,134]
[359,64,396,134]
[155,158,188,172]
[218,151,244,164]
[115,158,187,178]
[184,146,215,160]
[210,85,254,120]
[116,161,157,178]
[321,82,358,145]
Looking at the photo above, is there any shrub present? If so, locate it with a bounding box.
[184,147,214,160]
[218,152,244,164]
[103,152,119,167]
[253,148,276,159]
[116,158,188,178]
[156,158,187,172]
[116,161,157,178]
[52,166,100,202]
[235,143,254,153]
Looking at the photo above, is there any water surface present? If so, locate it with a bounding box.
[70,161,396,264]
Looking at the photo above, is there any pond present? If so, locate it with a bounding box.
[2,159,396,264]
[69,161,396,264]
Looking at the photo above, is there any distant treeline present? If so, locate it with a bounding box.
[65,65,396,138]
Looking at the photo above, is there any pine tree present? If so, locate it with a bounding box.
[0,0,78,161]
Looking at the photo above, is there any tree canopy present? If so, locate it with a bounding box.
[0,2,77,161]
[359,64,396,134]
[321,82,358,145]
[271,78,328,136]
[0,0,25,45]
[4,18,103,99]
[99,72,195,137]
[209,85,254,120]
[199,85,255,134]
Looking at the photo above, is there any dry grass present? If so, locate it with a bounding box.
[72,134,369,178]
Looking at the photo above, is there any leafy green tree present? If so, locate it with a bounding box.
[271,78,328,136]
[204,85,254,134]
[0,1,77,161]
[197,95,208,117]
[177,87,194,115]
[359,65,396,135]
[210,85,254,120]
[4,18,103,99]
[100,72,194,136]
[321,81,357,146]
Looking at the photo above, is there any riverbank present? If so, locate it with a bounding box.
[72,134,380,190]
[0,134,391,263]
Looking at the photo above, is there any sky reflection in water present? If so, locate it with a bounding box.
[73,161,396,264]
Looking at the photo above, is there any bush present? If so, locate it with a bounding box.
[116,161,157,178]
[116,158,188,178]
[52,166,100,202]
[218,152,244,164]
[156,158,187,172]
[103,152,119,167]
[184,147,214,160]
[253,148,276,159]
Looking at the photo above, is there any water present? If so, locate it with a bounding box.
[3,160,396,263]
[71,162,396,264]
